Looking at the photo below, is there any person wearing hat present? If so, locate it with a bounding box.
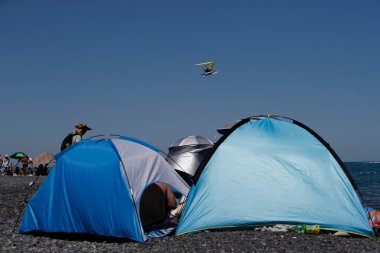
[72,123,92,144]
[60,123,92,151]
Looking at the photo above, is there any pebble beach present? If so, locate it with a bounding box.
[1,176,380,253]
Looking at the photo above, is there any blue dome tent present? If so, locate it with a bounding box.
[176,115,374,237]
[19,136,190,242]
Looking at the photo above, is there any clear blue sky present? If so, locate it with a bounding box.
[0,0,379,161]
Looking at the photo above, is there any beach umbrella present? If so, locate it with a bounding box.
[169,136,213,148]
[10,152,28,160]
[32,152,55,166]
[167,136,213,178]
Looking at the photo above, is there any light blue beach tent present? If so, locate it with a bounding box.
[19,136,190,242]
[176,115,374,237]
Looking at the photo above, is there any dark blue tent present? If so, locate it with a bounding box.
[20,136,189,242]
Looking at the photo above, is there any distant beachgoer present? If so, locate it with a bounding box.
[60,123,92,151]
[2,155,10,168]
[36,164,49,176]
[1,155,11,175]
[13,165,20,176]
[20,157,32,176]
[0,155,10,175]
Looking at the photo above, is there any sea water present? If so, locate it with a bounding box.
[346,162,380,210]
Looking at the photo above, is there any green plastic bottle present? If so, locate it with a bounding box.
[291,225,305,234]
[304,225,320,234]
[291,225,320,234]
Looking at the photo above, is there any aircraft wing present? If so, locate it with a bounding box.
[195,61,214,69]
[195,61,214,66]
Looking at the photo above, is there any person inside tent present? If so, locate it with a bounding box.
[140,183,178,231]
[170,195,186,218]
